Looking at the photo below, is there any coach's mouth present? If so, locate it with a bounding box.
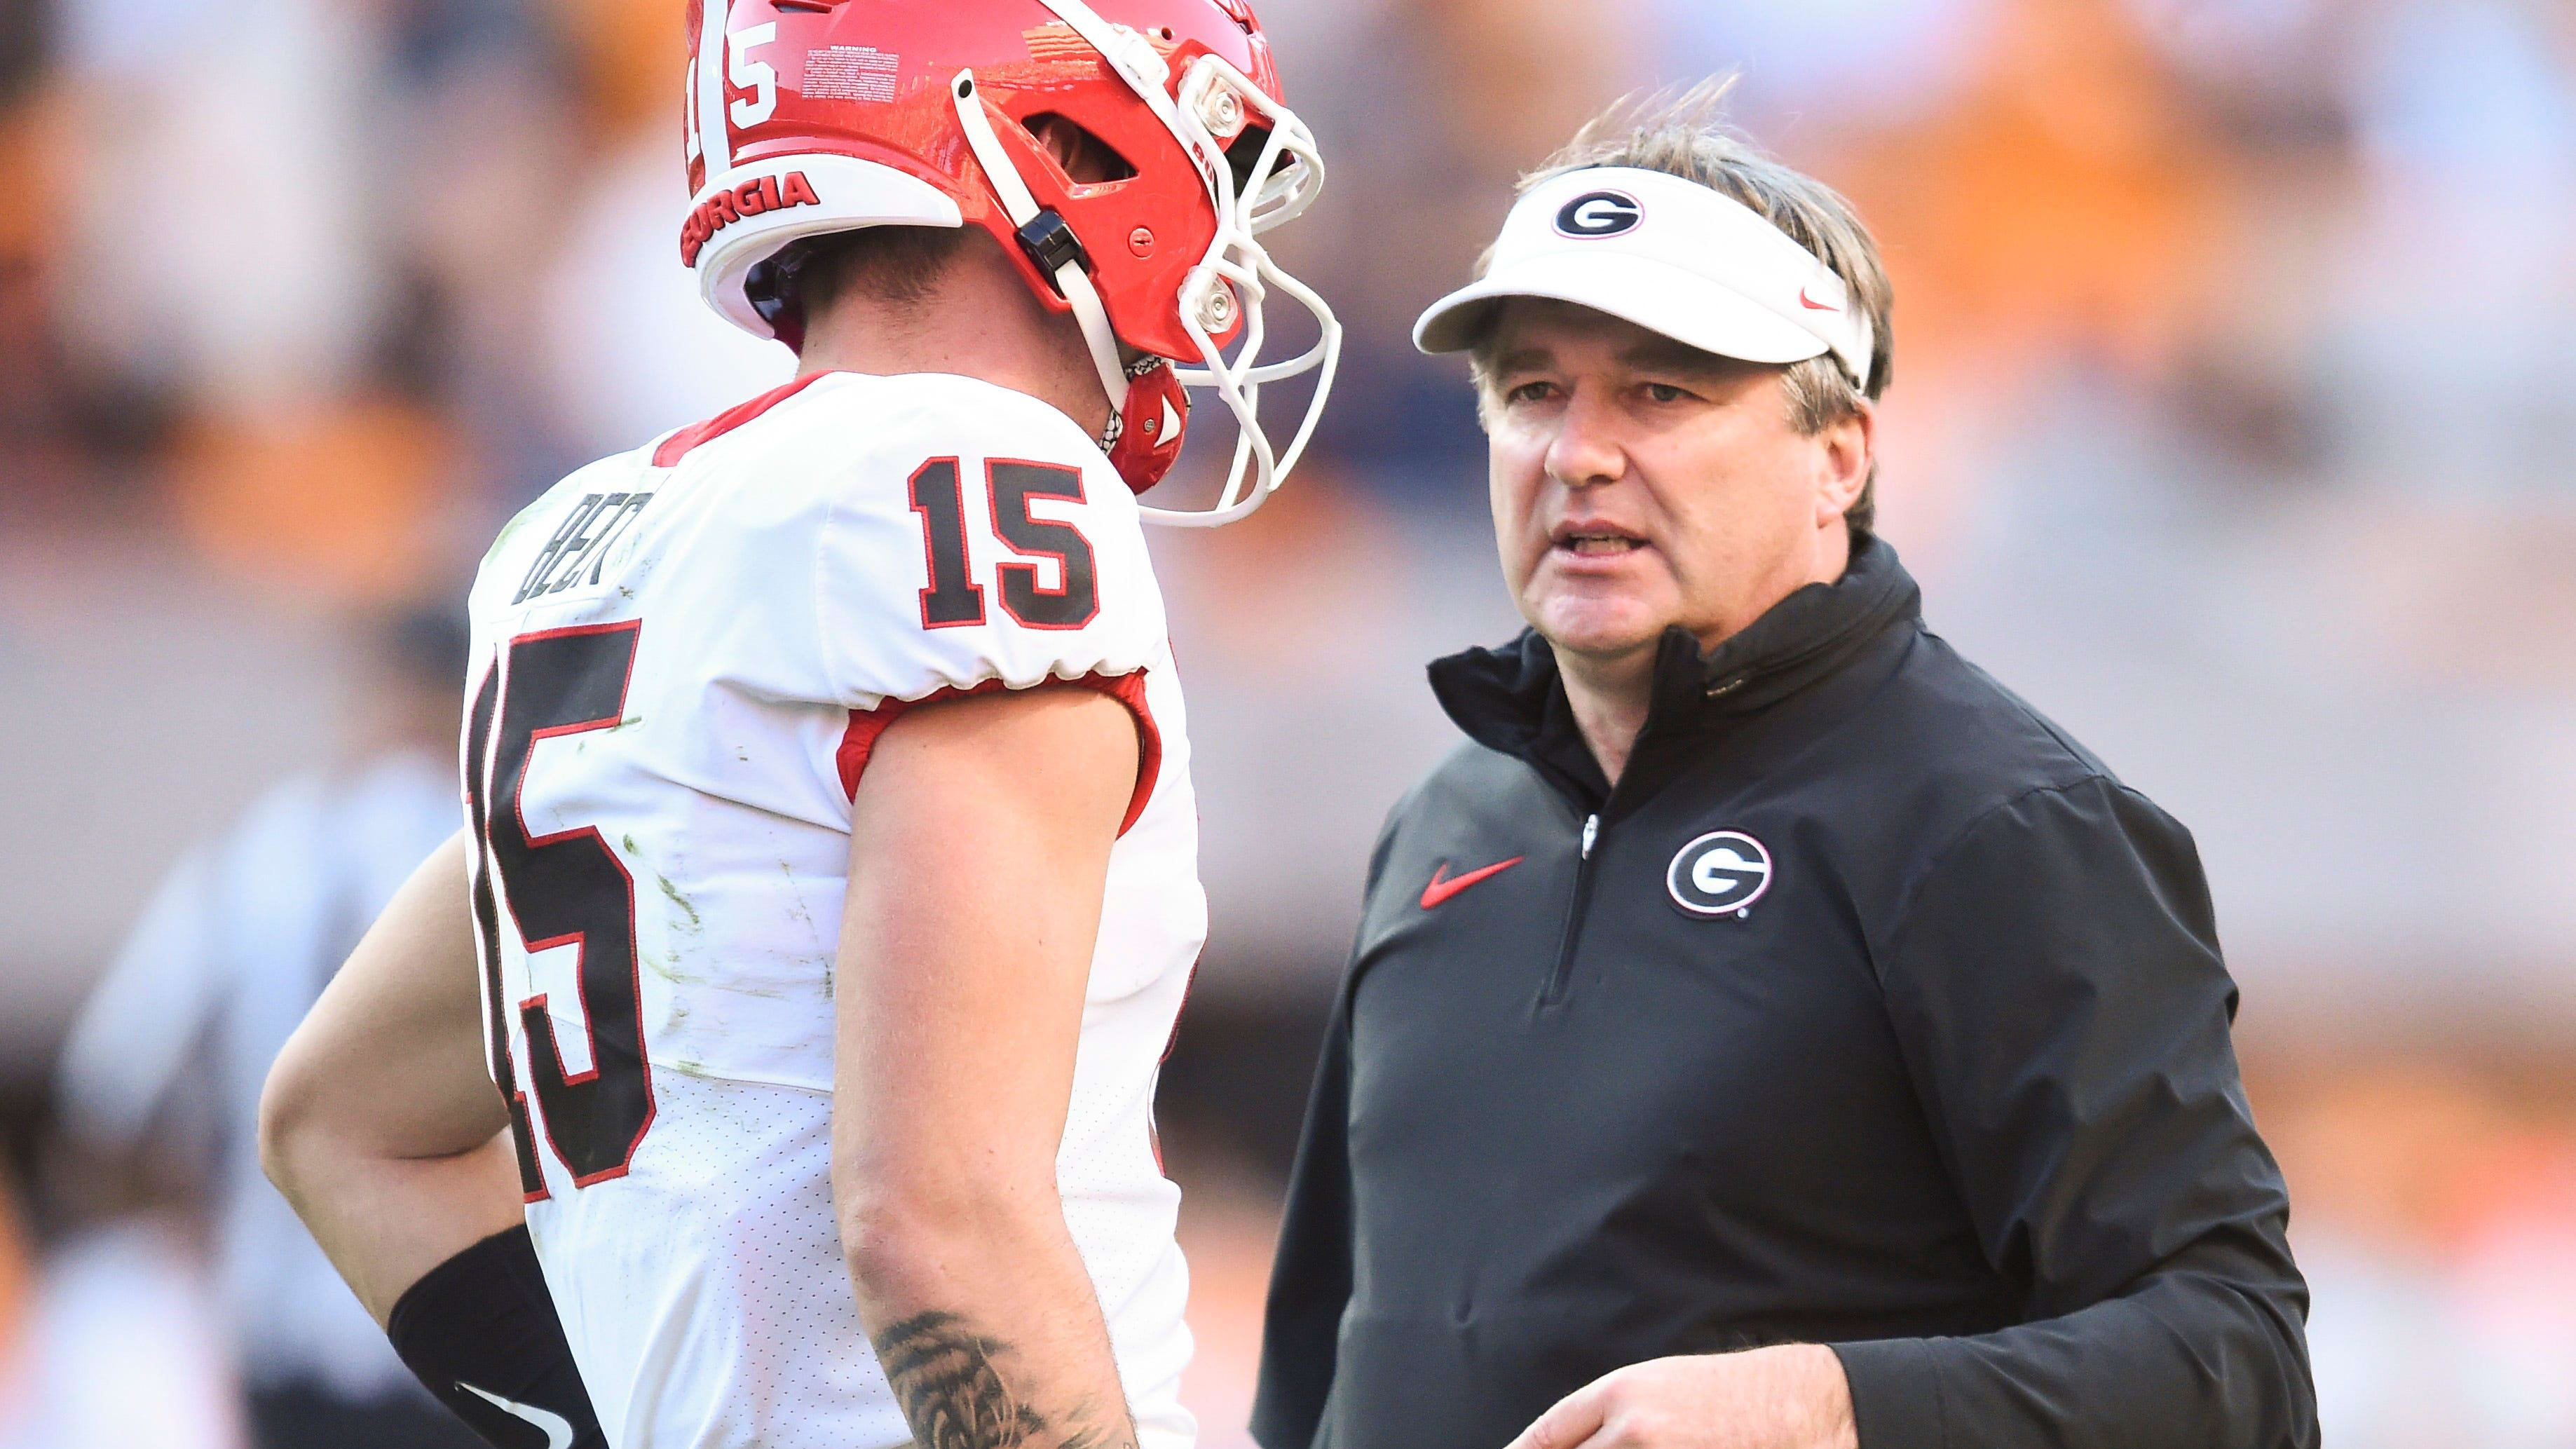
[1551,521,1649,557]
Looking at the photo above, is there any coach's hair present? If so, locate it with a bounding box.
[1473,78,1895,543]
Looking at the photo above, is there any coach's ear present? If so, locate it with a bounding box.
[1811,398,1874,531]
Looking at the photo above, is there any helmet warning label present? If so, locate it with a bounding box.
[804,47,899,104]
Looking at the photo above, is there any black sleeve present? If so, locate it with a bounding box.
[1829,777,2317,1449]
[388,1225,609,1449]
[1250,815,1403,1449]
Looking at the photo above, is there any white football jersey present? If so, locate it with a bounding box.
[459,371,1205,1449]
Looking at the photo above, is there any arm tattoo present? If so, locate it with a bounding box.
[871,1311,1137,1449]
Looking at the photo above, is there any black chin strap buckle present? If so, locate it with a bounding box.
[1015,210,1091,292]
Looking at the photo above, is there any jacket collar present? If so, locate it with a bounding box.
[1428,534,1923,811]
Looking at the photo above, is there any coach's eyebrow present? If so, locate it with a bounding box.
[1617,337,1736,379]
[1486,346,1558,376]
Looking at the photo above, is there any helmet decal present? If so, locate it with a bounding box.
[681,172,822,268]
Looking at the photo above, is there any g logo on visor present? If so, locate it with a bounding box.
[1555,190,1643,238]
[1667,831,1773,918]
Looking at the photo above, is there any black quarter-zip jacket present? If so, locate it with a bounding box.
[1250,538,2317,1449]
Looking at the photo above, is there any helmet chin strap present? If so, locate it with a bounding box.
[950,74,1144,457]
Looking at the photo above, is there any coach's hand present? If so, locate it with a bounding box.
[1503,1344,1859,1449]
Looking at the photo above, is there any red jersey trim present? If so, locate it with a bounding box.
[836,671,1161,836]
[651,372,834,468]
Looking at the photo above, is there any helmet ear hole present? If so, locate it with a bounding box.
[1023,112,1138,186]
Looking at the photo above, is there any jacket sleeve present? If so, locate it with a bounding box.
[1830,776,2317,1449]
[1250,815,1403,1449]
[1250,986,1355,1449]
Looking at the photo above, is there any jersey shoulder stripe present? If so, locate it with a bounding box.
[650,372,831,468]
[833,669,1161,832]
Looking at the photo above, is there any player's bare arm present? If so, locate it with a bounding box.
[837,683,1145,1449]
[259,831,519,1323]
[262,837,609,1448]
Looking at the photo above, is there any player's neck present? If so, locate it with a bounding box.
[796,254,1113,440]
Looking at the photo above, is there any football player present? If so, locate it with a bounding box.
[257,3,1338,1447]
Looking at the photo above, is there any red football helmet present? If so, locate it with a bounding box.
[680,0,1340,524]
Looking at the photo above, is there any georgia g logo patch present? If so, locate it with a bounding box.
[1554,189,1644,238]
[1667,831,1773,918]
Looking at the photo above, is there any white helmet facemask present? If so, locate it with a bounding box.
[951,0,1342,529]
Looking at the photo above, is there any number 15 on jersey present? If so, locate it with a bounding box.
[463,621,655,1198]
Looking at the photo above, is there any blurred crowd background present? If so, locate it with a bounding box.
[4,0,2575,1444]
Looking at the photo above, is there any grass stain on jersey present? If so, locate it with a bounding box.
[660,996,705,1078]
[479,496,546,569]
[648,948,702,986]
[657,874,704,932]
[777,860,821,948]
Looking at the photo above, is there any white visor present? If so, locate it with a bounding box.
[1413,166,1873,388]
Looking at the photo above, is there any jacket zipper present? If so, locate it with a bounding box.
[1541,813,1601,1007]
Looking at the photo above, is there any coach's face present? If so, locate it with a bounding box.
[1482,299,1872,667]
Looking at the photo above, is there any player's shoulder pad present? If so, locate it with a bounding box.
[777,373,1110,485]
[855,371,1100,450]
[800,373,1164,710]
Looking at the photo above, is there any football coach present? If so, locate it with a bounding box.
[1250,89,2318,1449]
